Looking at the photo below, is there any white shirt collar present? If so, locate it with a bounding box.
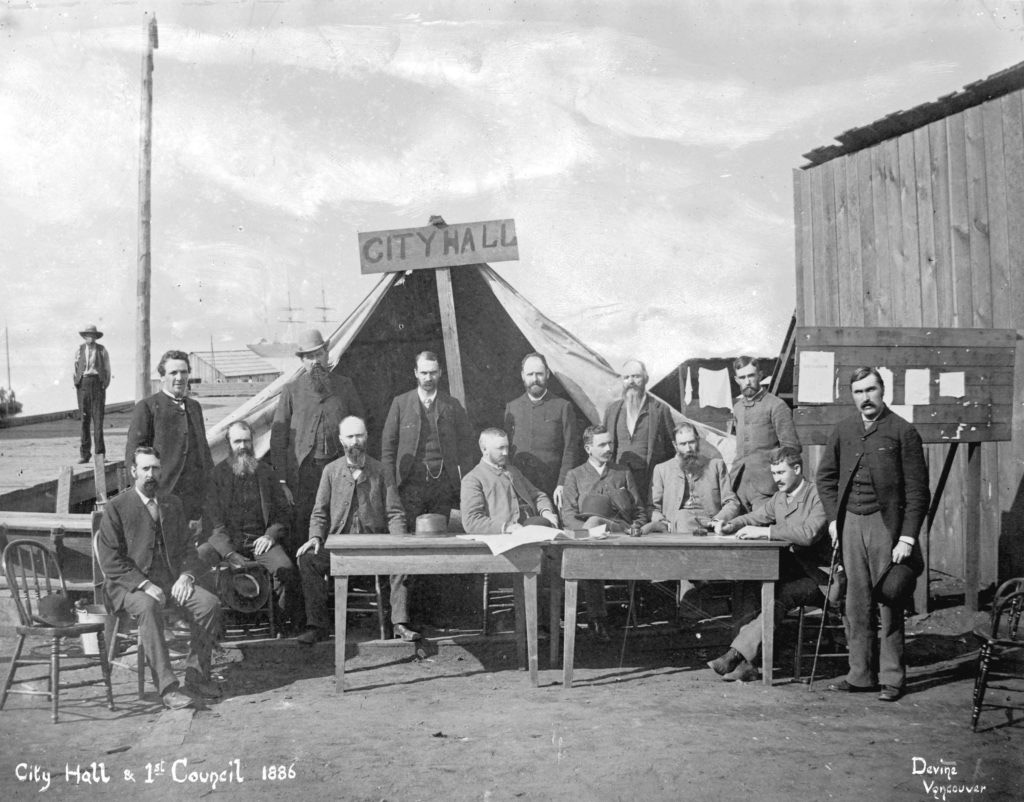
[588,458,608,475]
[786,479,807,502]
[134,486,158,506]
[418,389,438,405]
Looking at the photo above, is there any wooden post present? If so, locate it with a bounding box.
[55,466,73,514]
[919,442,959,614]
[964,442,981,611]
[135,15,158,401]
[435,267,466,406]
[92,454,108,503]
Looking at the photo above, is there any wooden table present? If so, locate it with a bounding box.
[554,534,786,688]
[326,534,542,692]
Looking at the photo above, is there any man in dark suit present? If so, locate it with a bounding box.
[817,367,930,702]
[73,324,111,464]
[270,328,365,555]
[602,359,676,504]
[201,420,300,629]
[295,416,410,644]
[381,350,475,524]
[96,447,221,710]
[125,350,213,522]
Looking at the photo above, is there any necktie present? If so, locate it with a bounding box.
[423,397,433,411]
[146,498,159,523]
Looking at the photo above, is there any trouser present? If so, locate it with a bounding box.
[298,547,408,630]
[842,510,906,688]
[77,375,106,459]
[731,575,824,663]
[291,456,334,555]
[120,583,221,695]
[197,540,302,626]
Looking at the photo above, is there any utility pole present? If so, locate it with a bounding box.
[3,325,10,416]
[135,14,158,400]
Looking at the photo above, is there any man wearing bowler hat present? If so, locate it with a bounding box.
[73,324,111,464]
[817,366,929,702]
[270,329,365,556]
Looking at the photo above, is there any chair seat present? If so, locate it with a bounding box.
[972,627,1024,649]
[16,623,104,638]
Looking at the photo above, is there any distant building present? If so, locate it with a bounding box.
[187,349,282,385]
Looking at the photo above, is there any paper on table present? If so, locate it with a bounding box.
[939,371,966,398]
[889,404,914,423]
[877,367,894,405]
[697,367,733,409]
[457,525,562,555]
[797,351,834,403]
[904,369,931,405]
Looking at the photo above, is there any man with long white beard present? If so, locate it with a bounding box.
[271,329,365,555]
[602,359,676,504]
[201,420,301,629]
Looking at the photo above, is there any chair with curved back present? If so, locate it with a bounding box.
[971,577,1024,731]
[1,539,115,723]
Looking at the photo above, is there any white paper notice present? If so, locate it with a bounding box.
[797,351,835,403]
[877,367,895,405]
[939,371,966,398]
[457,525,561,555]
[889,405,914,423]
[904,369,931,405]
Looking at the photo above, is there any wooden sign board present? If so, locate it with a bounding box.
[792,327,1016,445]
[358,219,518,274]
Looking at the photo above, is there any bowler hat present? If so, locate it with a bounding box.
[414,513,449,536]
[579,494,616,520]
[33,592,77,627]
[79,324,103,339]
[873,562,916,606]
[295,328,327,356]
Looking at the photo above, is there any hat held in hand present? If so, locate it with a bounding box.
[873,562,916,606]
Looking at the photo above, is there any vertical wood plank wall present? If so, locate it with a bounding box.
[794,88,1024,589]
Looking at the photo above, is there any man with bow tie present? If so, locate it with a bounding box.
[73,323,111,465]
[96,447,222,710]
[125,350,213,522]
[295,416,410,644]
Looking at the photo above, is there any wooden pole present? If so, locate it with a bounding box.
[427,217,466,406]
[135,15,158,401]
[964,442,981,611]
[3,325,10,416]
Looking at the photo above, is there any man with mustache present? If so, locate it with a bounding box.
[602,359,676,504]
[707,446,828,682]
[73,323,111,464]
[126,350,213,522]
[295,416,410,644]
[817,367,929,702]
[200,420,300,629]
[730,356,801,512]
[503,353,577,510]
[96,447,221,710]
[270,329,365,556]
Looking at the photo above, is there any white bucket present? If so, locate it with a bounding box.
[76,604,115,656]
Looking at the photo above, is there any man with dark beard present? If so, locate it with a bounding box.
[730,356,800,512]
[602,359,676,504]
[503,352,577,510]
[295,416,410,645]
[201,420,301,629]
[270,329,365,555]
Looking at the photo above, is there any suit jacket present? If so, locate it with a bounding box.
[561,460,646,529]
[203,460,290,555]
[308,455,406,539]
[650,456,741,526]
[602,395,676,491]
[381,389,475,490]
[503,392,577,495]
[269,370,365,489]
[125,392,213,499]
[730,389,800,496]
[816,406,930,573]
[73,342,111,389]
[460,459,554,534]
[96,489,202,610]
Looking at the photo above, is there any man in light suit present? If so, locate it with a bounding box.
[73,323,111,464]
[125,350,213,522]
[295,416,411,644]
[96,447,221,710]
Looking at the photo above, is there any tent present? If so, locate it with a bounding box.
[206,264,734,468]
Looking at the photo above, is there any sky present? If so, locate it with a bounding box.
[2,0,1024,414]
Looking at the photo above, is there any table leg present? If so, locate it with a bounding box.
[523,572,539,686]
[562,580,578,689]
[549,569,562,668]
[512,574,527,671]
[334,575,349,693]
[761,579,774,687]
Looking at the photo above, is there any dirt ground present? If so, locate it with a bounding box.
[0,596,1021,802]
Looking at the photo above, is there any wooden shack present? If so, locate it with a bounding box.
[793,62,1024,593]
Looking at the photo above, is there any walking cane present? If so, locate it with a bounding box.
[807,541,841,690]
[618,580,637,669]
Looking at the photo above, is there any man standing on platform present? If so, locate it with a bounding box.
[96,447,221,710]
[126,350,213,523]
[295,416,412,644]
[602,359,676,504]
[73,324,111,465]
[503,352,577,510]
[730,356,801,512]
[817,367,929,702]
[270,329,365,555]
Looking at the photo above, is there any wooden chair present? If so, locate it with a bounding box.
[971,578,1024,731]
[792,603,847,681]
[481,574,516,634]
[0,539,115,723]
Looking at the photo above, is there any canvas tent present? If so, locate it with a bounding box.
[206,264,734,470]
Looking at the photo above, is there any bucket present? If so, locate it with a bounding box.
[76,604,115,656]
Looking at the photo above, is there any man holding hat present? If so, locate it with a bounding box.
[817,366,929,702]
[270,329,365,556]
[73,324,111,464]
